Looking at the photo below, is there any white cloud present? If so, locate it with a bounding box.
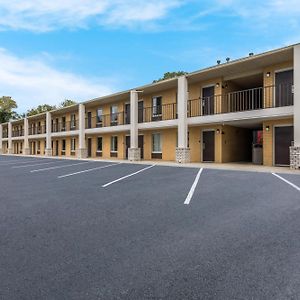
[214,0,300,18]
[0,0,183,31]
[0,48,115,113]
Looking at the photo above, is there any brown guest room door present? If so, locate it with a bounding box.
[203,131,215,162]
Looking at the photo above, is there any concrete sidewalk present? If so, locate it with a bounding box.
[2,153,300,175]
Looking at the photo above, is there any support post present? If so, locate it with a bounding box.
[77,104,87,159]
[7,121,13,154]
[290,44,300,169]
[176,76,190,163]
[44,112,52,156]
[23,118,30,155]
[128,90,141,161]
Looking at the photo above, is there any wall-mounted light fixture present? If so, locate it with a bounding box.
[216,129,221,134]
[222,83,228,89]
[265,125,270,132]
[216,83,220,88]
[266,72,271,78]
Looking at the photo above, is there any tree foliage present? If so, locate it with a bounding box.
[59,99,77,108]
[153,71,188,83]
[26,104,56,117]
[0,96,18,123]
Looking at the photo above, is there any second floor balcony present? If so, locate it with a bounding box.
[29,125,46,135]
[85,102,178,129]
[52,120,78,133]
[12,129,24,137]
[2,131,8,138]
[188,84,293,118]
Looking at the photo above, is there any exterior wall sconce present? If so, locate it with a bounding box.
[266,72,271,77]
[216,129,220,134]
[216,83,220,88]
[265,125,270,132]
[222,83,228,89]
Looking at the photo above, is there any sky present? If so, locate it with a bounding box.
[0,0,299,113]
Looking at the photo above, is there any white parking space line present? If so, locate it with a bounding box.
[184,168,204,205]
[102,164,156,188]
[31,162,90,173]
[58,163,121,178]
[0,159,44,166]
[12,162,56,169]
[272,173,300,192]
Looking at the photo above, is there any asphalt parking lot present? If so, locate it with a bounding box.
[0,155,300,300]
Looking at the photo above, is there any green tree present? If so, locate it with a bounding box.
[26,104,56,117]
[0,96,18,123]
[153,71,188,83]
[59,99,77,108]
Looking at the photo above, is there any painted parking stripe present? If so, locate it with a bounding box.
[0,159,48,166]
[12,162,56,169]
[272,173,300,192]
[184,168,204,205]
[102,164,156,188]
[31,162,90,173]
[58,163,121,178]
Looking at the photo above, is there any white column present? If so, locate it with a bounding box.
[45,112,52,156]
[0,124,3,154]
[77,104,87,159]
[128,90,141,161]
[23,118,30,155]
[294,45,300,146]
[290,44,300,169]
[176,76,190,163]
[7,121,13,154]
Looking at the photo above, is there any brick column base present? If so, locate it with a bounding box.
[44,148,52,156]
[128,148,141,161]
[76,148,88,159]
[23,148,31,155]
[176,148,190,163]
[290,146,300,169]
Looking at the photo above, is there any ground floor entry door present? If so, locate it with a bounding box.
[55,140,59,156]
[87,138,92,157]
[274,126,293,166]
[125,135,144,159]
[202,130,215,162]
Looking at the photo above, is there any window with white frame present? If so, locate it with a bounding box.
[110,136,118,152]
[71,138,76,152]
[61,117,66,131]
[97,108,103,123]
[71,114,76,129]
[152,133,161,153]
[152,96,162,116]
[110,105,118,124]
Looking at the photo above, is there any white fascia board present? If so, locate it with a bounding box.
[85,125,130,135]
[138,119,178,130]
[187,106,294,126]
[51,131,79,138]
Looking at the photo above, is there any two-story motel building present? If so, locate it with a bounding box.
[1,43,300,169]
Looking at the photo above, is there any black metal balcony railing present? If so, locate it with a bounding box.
[52,121,78,133]
[138,103,177,123]
[12,129,24,137]
[29,125,47,135]
[2,131,8,138]
[86,112,126,129]
[188,84,294,118]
